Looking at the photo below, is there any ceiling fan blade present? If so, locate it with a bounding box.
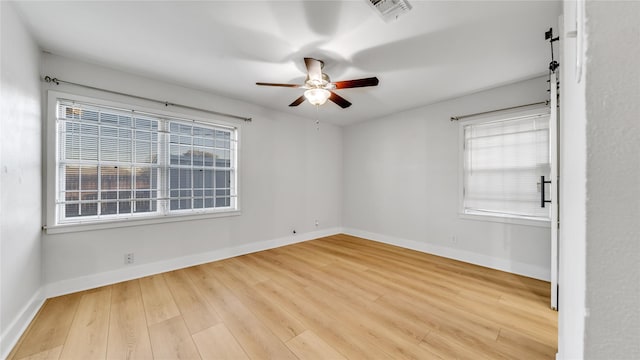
[304,57,323,82]
[332,77,379,89]
[329,91,352,109]
[256,82,301,88]
[289,95,306,107]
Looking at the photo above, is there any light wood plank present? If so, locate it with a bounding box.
[16,345,62,360]
[163,269,221,334]
[253,280,393,360]
[192,323,249,360]
[286,330,348,360]
[59,287,112,360]
[496,327,558,359]
[106,281,153,360]
[148,317,200,359]
[138,274,180,325]
[209,264,306,342]
[9,294,81,360]
[298,283,442,360]
[274,250,381,303]
[221,256,270,284]
[186,266,298,360]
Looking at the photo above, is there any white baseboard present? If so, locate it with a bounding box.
[0,289,46,360]
[342,228,550,281]
[44,227,343,298]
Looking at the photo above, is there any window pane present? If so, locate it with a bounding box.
[120,200,132,214]
[193,148,205,166]
[65,191,79,202]
[65,166,80,190]
[66,203,80,217]
[101,137,118,161]
[170,144,180,165]
[101,167,118,190]
[118,140,132,162]
[179,169,192,188]
[80,202,98,216]
[180,199,191,209]
[463,113,550,219]
[80,135,98,161]
[204,170,214,188]
[135,141,152,163]
[80,166,98,191]
[57,99,237,223]
[193,169,204,189]
[194,198,203,209]
[215,170,230,188]
[216,188,230,207]
[135,167,154,190]
[101,201,118,215]
[180,146,192,165]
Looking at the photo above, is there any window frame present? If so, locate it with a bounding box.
[457,107,551,228]
[45,90,241,234]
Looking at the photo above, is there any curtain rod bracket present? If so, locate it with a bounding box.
[44,75,59,85]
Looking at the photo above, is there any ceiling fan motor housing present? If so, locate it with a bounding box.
[305,73,333,89]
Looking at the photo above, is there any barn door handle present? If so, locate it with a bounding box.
[540,175,552,208]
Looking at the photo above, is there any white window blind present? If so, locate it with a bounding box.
[462,112,550,220]
[56,99,237,224]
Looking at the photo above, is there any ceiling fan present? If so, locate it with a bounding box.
[256,58,379,109]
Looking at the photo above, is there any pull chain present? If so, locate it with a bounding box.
[315,104,320,131]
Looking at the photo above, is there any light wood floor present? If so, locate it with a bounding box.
[9,234,557,359]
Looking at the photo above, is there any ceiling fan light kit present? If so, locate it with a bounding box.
[304,88,331,106]
[256,57,379,109]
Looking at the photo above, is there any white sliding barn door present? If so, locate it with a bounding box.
[550,72,559,310]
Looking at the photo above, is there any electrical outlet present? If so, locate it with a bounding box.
[315,219,319,227]
[451,236,457,243]
[124,253,135,265]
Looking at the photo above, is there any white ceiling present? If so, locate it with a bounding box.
[14,0,561,126]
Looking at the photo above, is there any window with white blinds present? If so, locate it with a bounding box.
[462,112,550,220]
[56,99,237,224]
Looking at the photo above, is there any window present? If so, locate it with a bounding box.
[53,97,237,226]
[461,111,550,221]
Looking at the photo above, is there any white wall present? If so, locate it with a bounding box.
[343,76,551,280]
[583,2,640,358]
[40,54,343,295]
[0,2,44,357]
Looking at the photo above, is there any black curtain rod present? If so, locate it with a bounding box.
[450,101,549,122]
[43,76,252,122]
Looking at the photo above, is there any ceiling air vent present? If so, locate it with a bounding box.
[366,0,412,22]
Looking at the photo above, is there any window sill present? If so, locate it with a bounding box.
[459,212,551,228]
[44,210,241,234]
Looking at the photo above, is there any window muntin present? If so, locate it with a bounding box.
[462,112,550,220]
[56,99,237,225]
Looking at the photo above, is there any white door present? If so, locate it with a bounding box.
[549,72,560,310]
